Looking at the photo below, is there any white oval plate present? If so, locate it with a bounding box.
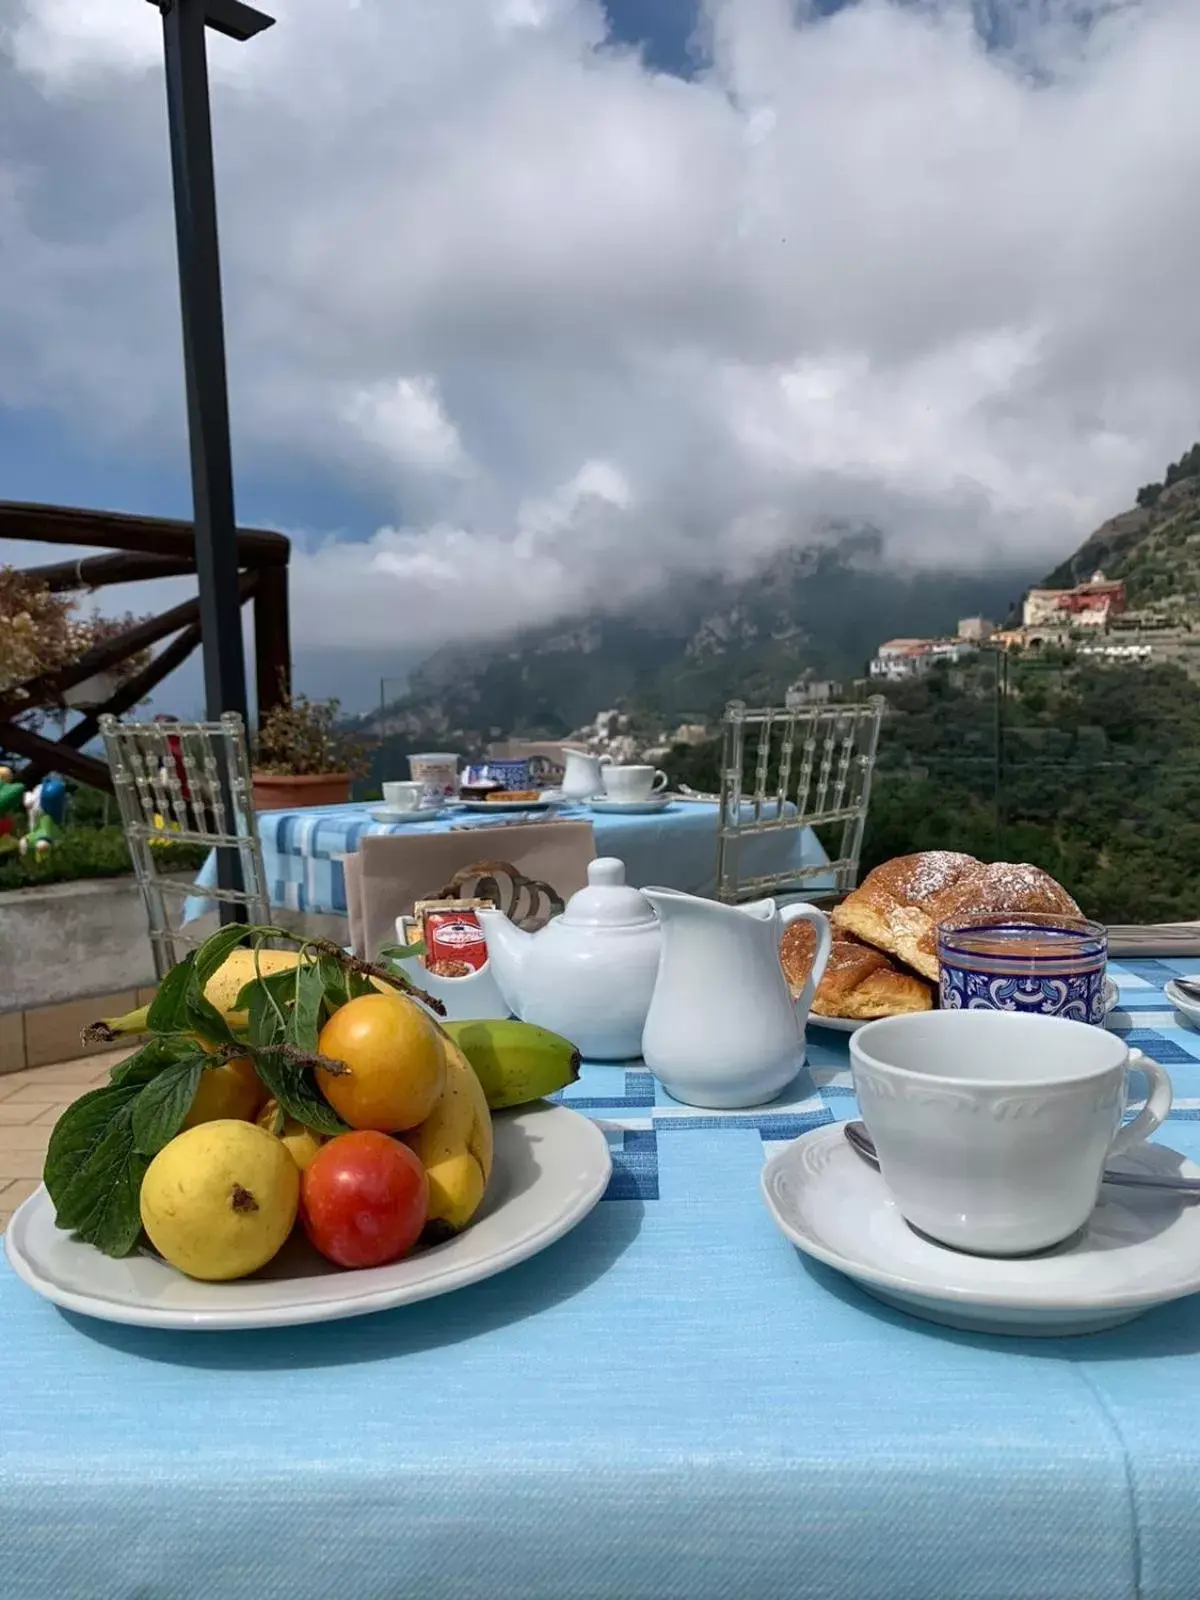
[762,1122,1200,1336]
[810,975,1120,1035]
[4,1105,610,1332]
[459,799,555,814]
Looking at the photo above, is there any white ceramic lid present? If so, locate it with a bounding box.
[562,858,655,928]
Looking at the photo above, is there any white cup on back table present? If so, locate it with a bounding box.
[601,764,669,803]
[382,781,426,812]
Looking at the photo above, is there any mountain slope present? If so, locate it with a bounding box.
[377,530,1029,745]
[1036,445,1200,609]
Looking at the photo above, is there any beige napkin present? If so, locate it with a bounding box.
[344,821,597,958]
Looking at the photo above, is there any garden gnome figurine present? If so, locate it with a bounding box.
[20,773,66,856]
[0,766,25,839]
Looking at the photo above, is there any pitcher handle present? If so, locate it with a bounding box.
[778,902,833,1019]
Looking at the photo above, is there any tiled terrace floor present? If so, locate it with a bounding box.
[0,1049,132,1232]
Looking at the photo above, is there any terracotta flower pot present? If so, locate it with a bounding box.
[252,772,352,813]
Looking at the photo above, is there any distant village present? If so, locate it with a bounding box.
[868,572,1200,682]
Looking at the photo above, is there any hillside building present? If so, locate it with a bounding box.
[1022,574,1127,629]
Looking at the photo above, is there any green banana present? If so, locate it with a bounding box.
[442,1018,582,1110]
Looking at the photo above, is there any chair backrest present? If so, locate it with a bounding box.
[99,712,270,977]
[715,697,885,905]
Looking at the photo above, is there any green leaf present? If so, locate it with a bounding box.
[378,939,426,962]
[131,1055,206,1156]
[183,987,238,1049]
[192,924,252,994]
[287,964,326,1053]
[252,1048,348,1136]
[346,970,377,1000]
[234,966,299,1014]
[146,954,198,1033]
[247,978,288,1050]
[108,1035,196,1087]
[316,954,351,1014]
[45,1083,148,1255]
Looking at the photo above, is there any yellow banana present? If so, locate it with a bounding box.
[82,1003,249,1045]
[402,1034,493,1239]
[442,1018,581,1110]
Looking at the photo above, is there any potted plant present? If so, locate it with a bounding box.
[252,693,369,812]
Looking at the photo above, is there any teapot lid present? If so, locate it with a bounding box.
[562,858,655,928]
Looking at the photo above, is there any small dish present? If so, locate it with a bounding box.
[5,1106,610,1332]
[1165,980,1200,1027]
[809,975,1120,1035]
[370,805,444,825]
[761,1122,1200,1336]
[587,797,673,816]
[459,799,555,814]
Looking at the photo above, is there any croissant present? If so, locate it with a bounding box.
[832,853,1081,983]
[781,921,934,1018]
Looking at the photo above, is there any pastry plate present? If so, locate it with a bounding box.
[761,1121,1200,1336]
[370,805,445,824]
[809,975,1120,1035]
[587,797,674,816]
[5,1105,611,1332]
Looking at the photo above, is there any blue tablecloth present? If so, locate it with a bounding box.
[186,800,833,921]
[5,960,1200,1599]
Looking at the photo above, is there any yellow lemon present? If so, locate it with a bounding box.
[316,992,445,1133]
[139,1120,299,1281]
[182,1055,264,1129]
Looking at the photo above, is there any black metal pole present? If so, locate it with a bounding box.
[151,0,274,923]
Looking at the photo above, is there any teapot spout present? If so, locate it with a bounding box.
[476,909,533,1016]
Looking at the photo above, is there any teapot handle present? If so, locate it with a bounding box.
[778,902,832,1020]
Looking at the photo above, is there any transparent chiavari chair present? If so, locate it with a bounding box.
[715,697,885,905]
[99,712,270,977]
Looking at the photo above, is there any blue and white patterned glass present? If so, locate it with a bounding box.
[937,913,1108,1026]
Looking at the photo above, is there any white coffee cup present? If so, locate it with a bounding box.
[382,781,426,812]
[850,1010,1172,1256]
[601,765,669,803]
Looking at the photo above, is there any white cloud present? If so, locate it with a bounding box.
[3,0,1200,656]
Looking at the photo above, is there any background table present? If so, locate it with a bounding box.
[5,959,1200,1599]
[187,799,833,922]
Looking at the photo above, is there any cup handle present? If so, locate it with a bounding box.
[1109,1049,1173,1158]
[598,755,612,767]
[652,770,669,792]
[778,903,832,1019]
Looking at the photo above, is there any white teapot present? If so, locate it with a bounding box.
[477,858,660,1061]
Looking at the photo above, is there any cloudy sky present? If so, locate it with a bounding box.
[2,0,1198,712]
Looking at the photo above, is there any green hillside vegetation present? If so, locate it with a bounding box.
[1038,445,1200,611]
[661,654,1200,925]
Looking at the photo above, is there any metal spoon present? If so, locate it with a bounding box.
[842,1119,1200,1195]
[1172,978,1200,1003]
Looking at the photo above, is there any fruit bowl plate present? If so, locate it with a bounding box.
[4,1104,610,1332]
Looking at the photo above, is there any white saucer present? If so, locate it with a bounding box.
[810,976,1121,1036]
[761,1122,1200,1337]
[370,805,444,824]
[587,797,673,816]
[1165,980,1200,1028]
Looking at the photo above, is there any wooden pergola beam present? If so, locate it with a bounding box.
[20,550,197,593]
[0,501,289,567]
[0,572,256,724]
[16,623,207,791]
[0,722,112,791]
